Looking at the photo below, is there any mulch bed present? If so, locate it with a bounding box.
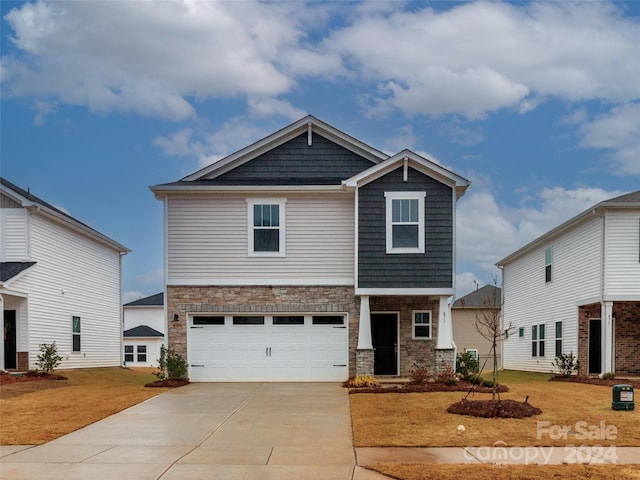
[348,380,509,395]
[550,376,640,388]
[0,370,67,385]
[145,378,190,388]
[447,399,542,418]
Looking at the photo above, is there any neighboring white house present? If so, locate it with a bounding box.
[123,292,164,367]
[151,115,470,382]
[451,285,503,371]
[497,191,640,376]
[0,178,129,371]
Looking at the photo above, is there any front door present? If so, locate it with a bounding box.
[588,318,602,375]
[371,313,398,375]
[4,310,17,370]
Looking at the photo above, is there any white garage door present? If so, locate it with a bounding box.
[188,313,348,381]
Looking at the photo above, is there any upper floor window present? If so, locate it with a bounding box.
[247,199,285,256]
[385,192,425,254]
[545,246,552,283]
[72,316,81,352]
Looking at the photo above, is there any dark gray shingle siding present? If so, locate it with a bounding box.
[213,133,375,184]
[358,167,453,288]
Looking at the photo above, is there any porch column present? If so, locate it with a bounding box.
[357,295,372,349]
[0,294,4,371]
[436,295,453,349]
[602,301,614,374]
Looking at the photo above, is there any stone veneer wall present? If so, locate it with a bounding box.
[356,349,374,376]
[369,296,441,376]
[167,286,360,377]
[613,302,640,376]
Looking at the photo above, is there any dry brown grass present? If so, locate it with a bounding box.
[0,367,167,445]
[369,463,640,480]
[351,370,640,447]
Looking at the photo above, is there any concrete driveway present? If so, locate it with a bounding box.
[0,383,381,480]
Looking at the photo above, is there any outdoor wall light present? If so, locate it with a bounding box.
[173,313,180,322]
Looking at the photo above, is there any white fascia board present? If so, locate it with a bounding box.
[0,287,29,298]
[182,115,388,182]
[355,288,455,296]
[0,184,35,207]
[150,184,348,194]
[603,294,640,302]
[168,277,355,286]
[344,150,470,197]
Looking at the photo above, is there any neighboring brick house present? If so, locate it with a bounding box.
[123,292,164,368]
[151,115,470,381]
[451,285,503,370]
[497,191,640,376]
[1,178,129,371]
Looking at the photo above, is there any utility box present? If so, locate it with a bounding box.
[612,384,635,411]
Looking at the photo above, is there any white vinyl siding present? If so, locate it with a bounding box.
[10,214,123,369]
[604,210,640,297]
[167,193,355,285]
[0,208,28,261]
[502,216,602,372]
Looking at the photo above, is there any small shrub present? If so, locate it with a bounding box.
[552,352,579,376]
[154,346,188,380]
[408,363,432,385]
[481,378,495,388]
[345,375,381,388]
[35,342,63,374]
[456,351,479,380]
[601,372,615,380]
[435,365,458,384]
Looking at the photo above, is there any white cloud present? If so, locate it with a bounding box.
[123,290,146,304]
[438,119,484,146]
[578,103,640,175]
[154,128,204,157]
[247,97,306,120]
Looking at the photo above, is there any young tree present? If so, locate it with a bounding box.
[474,278,512,401]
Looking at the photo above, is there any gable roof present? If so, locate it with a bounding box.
[497,190,640,266]
[0,178,130,254]
[124,292,164,307]
[123,325,164,337]
[0,261,37,283]
[343,149,470,199]
[452,285,502,309]
[184,115,388,182]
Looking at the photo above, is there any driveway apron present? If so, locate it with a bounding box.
[0,382,356,480]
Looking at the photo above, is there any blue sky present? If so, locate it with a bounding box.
[2,0,639,302]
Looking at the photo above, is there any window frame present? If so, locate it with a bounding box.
[555,321,563,357]
[384,192,426,254]
[545,246,553,283]
[137,345,147,363]
[72,316,81,352]
[412,310,432,340]
[465,348,479,363]
[532,323,546,357]
[247,199,286,257]
[124,345,134,363]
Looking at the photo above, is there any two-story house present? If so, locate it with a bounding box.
[1,178,129,371]
[497,191,640,376]
[151,116,470,382]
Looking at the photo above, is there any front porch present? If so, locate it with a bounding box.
[355,294,455,377]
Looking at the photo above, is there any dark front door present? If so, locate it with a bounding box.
[371,313,398,375]
[588,319,602,375]
[4,310,17,370]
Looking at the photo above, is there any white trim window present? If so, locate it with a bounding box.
[72,316,81,352]
[385,192,425,254]
[545,246,552,283]
[412,310,432,339]
[532,323,545,357]
[247,199,286,256]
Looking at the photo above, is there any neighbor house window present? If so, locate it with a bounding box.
[72,316,81,352]
[413,311,432,339]
[532,323,545,357]
[555,321,563,357]
[545,246,552,283]
[137,345,147,362]
[519,327,524,338]
[385,192,425,254]
[124,345,134,363]
[247,199,285,256]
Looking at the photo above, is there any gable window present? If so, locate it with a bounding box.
[247,199,285,256]
[532,323,545,357]
[385,192,425,254]
[413,311,432,339]
[545,247,552,283]
[124,345,134,363]
[555,321,563,357]
[72,316,81,352]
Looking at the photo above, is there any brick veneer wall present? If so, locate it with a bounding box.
[614,302,640,376]
[167,286,361,376]
[369,296,440,376]
[578,303,601,376]
[17,351,29,372]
